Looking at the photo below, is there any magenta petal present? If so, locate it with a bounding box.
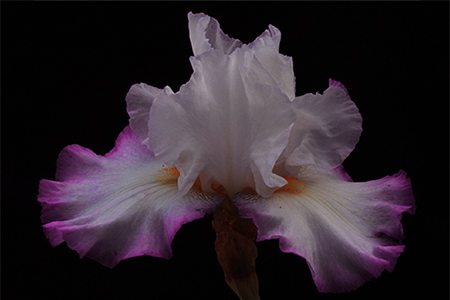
[38,127,220,267]
[328,78,349,93]
[236,170,415,293]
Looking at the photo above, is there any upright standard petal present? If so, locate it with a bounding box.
[248,25,296,100]
[236,170,415,293]
[145,14,298,198]
[148,46,295,198]
[278,80,362,175]
[39,127,221,268]
[188,12,242,56]
[188,12,295,100]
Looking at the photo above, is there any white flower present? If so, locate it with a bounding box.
[39,12,414,294]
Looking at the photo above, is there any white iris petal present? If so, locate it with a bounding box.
[39,128,222,267]
[147,14,296,197]
[236,169,414,292]
[40,12,414,295]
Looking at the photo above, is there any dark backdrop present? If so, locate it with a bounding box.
[2,2,448,300]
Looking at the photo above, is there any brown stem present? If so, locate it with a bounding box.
[213,197,260,300]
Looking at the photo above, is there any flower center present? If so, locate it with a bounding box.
[275,176,305,195]
[155,167,180,185]
[156,167,304,196]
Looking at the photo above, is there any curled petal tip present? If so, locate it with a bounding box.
[328,78,348,93]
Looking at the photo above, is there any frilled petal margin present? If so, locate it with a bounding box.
[38,127,221,268]
[277,80,362,176]
[236,170,415,292]
[188,12,242,56]
[188,12,295,100]
[148,48,295,198]
[126,83,173,146]
[126,13,298,198]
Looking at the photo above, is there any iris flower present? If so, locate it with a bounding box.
[38,12,415,298]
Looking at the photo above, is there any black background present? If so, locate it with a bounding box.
[2,2,448,300]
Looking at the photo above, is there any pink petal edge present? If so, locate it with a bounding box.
[38,127,219,267]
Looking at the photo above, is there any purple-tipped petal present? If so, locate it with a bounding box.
[329,78,349,94]
[39,127,221,268]
[236,170,415,293]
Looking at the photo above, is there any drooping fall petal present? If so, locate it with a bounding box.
[39,127,222,267]
[236,169,414,292]
[38,12,415,298]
